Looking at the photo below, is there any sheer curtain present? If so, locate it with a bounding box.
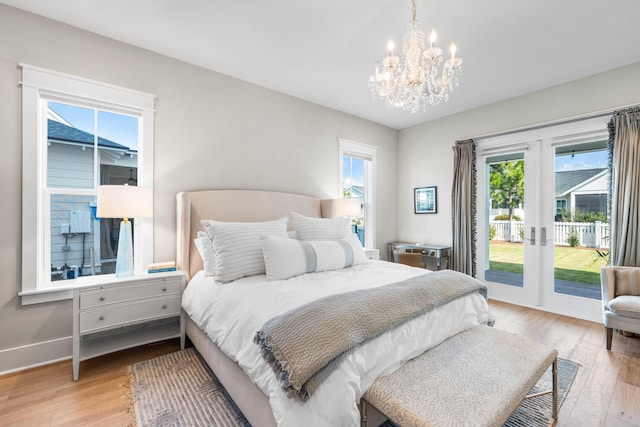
[451,139,476,276]
[609,106,640,266]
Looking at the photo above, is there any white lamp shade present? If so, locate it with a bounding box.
[324,197,362,218]
[97,184,153,219]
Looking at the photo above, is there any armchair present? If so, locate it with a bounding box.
[601,266,640,350]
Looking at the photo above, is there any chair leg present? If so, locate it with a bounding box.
[606,327,613,350]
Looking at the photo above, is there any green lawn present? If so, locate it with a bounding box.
[489,241,608,284]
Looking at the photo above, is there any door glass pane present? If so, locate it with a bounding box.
[485,154,525,287]
[553,142,608,300]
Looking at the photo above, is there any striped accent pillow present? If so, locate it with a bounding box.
[260,233,369,281]
[290,212,351,241]
[201,217,288,283]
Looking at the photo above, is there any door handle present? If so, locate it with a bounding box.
[541,227,547,246]
[530,226,535,245]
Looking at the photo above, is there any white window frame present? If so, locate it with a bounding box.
[338,138,377,249]
[20,64,155,304]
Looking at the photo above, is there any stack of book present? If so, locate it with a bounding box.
[148,261,176,273]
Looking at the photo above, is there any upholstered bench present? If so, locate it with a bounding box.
[361,325,558,427]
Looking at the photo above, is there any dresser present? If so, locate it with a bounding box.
[72,271,185,380]
[387,242,451,270]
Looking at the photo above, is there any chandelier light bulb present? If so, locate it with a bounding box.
[368,0,463,113]
[429,29,437,46]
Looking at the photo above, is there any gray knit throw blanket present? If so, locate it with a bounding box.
[254,270,488,402]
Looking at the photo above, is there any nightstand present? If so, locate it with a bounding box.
[72,270,185,381]
[364,248,380,260]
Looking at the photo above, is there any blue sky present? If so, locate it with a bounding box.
[49,102,139,150]
[343,156,364,188]
[555,150,608,171]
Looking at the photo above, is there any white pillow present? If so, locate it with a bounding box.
[290,212,351,241]
[201,217,288,283]
[194,231,216,277]
[260,233,369,281]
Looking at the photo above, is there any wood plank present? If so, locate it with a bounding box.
[0,340,179,427]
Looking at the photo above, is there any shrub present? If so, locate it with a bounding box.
[567,227,580,247]
[573,210,607,223]
[489,224,496,240]
[556,209,608,223]
[494,214,522,221]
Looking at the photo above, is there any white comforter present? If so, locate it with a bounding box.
[182,261,492,426]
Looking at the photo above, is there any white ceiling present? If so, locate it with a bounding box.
[3,0,640,129]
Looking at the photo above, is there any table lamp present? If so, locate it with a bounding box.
[321,197,362,219]
[331,197,362,218]
[97,184,153,278]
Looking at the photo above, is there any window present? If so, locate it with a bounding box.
[556,199,567,214]
[575,194,607,215]
[339,139,377,249]
[21,65,155,304]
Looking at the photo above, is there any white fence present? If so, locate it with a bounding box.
[490,220,609,248]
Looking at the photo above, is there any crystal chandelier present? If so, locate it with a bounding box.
[368,0,463,113]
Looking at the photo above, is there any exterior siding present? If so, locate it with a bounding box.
[47,142,94,189]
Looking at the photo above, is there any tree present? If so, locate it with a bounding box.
[490,160,524,220]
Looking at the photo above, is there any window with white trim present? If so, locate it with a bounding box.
[20,65,155,303]
[339,139,377,249]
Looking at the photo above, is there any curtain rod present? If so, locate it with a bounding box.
[472,103,639,141]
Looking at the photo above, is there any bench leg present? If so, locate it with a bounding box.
[359,400,368,427]
[552,357,558,420]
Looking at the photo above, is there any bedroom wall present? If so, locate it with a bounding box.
[396,61,640,247]
[0,5,399,372]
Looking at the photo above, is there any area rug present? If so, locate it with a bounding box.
[127,347,250,427]
[127,348,578,427]
[503,357,578,426]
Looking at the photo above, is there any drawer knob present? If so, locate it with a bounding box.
[162,287,167,292]
[162,304,167,309]
[99,315,105,321]
[99,296,105,301]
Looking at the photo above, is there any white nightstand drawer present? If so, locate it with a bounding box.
[79,295,181,334]
[80,278,182,309]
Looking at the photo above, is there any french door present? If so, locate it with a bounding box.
[477,118,609,322]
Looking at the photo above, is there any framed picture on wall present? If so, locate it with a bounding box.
[414,186,437,214]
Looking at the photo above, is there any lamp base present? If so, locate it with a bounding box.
[115,220,134,278]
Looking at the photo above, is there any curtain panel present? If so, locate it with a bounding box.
[451,139,476,276]
[608,107,640,266]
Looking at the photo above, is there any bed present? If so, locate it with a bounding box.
[177,189,493,427]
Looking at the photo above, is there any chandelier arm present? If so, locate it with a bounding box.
[411,0,417,24]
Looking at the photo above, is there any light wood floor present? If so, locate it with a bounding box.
[1,301,639,426]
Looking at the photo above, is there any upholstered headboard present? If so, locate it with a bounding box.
[176,189,324,280]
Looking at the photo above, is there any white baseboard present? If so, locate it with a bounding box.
[0,336,72,376]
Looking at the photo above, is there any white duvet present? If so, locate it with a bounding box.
[182,261,493,426]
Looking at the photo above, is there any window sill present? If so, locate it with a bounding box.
[19,287,74,305]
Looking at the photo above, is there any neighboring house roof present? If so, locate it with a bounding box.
[555,168,607,196]
[47,119,131,151]
[345,185,364,198]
